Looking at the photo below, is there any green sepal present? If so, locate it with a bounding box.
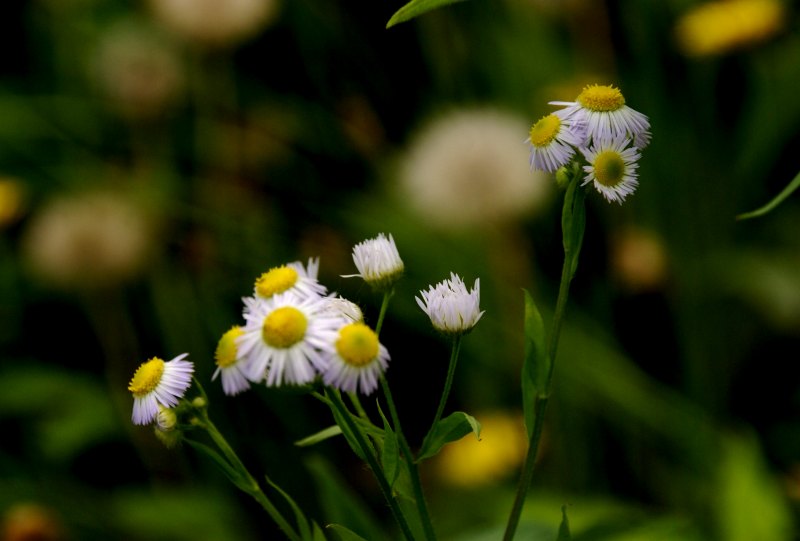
[377,403,400,487]
[295,425,343,447]
[521,290,551,439]
[417,411,481,461]
[184,439,253,494]
[557,505,571,540]
[386,0,469,28]
[265,475,313,541]
[326,524,369,541]
[737,169,800,220]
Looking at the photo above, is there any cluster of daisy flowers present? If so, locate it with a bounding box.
[126,233,485,427]
[526,84,651,204]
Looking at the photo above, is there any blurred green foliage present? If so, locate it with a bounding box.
[2,0,800,539]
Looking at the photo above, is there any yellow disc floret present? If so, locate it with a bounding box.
[528,114,561,147]
[128,357,165,397]
[577,84,625,112]
[255,266,299,298]
[215,326,244,368]
[336,323,379,367]
[593,151,626,187]
[262,306,308,348]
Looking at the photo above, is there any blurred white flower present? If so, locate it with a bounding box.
[400,108,551,230]
[212,326,251,396]
[148,0,279,48]
[22,191,154,290]
[93,21,184,120]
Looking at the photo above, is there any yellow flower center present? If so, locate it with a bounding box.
[215,326,244,368]
[336,323,379,367]
[262,307,307,348]
[255,266,298,298]
[128,357,165,397]
[577,84,625,112]
[528,114,561,147]
[593,151,626,187]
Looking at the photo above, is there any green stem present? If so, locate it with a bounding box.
[328,390,417,541]
[199,412,301,541]
[348,392,370,422]
[503,175,585,541]
[374,289,437,540]
[381,377,437,541]
[423,336,462,444]
[375,289,394,336]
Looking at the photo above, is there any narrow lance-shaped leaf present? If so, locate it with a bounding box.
[521,290,551,439]
[185,439,253,494]
[568,184,586,279]
[737,169,800,220]
[417,411,481,461]
[386,0,469,28]
[295,425,343,447]
[327,524,369,541]
[377,403,400,487]
[326,390,366,460]
[265,475,313,541]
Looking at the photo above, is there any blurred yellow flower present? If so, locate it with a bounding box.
[435,411,527,487]
[0,177,26,228]
[609,227,669,292]
[675,0,784,57]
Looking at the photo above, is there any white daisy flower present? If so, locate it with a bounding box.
[212,326,251,396]
[526,110,586,172]
[128,353,194,425]
[237,293,340,387]
[344,233,404,291]
[416,273,484,335]
[551,84,651,149]
[253,258,327,301]
[580,136,642,204]
[322,322,389,395]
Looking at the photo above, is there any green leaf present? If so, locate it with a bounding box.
[521,290,551,439]
[295,425,343,447]
[312,522,327,541]
[417,411,481,461]
[568,185,586,278]
[556,505,571,540]
[185,440,253,494]
[326,391,367,460]
[265,476,312,541]
[327,524,369,541]
[737,169,800,220]
[377,404,400,487]
[715,434,792,541]
[386,0,469,28]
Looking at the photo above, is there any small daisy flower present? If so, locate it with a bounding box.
[344,233,404,291]
[320,296,364,324]
[416,273,484,335]
[580,136,642,204]
[322,322,390,395]
[526,110,586,172]
[551,84,651,149]
[253,258,327,301]
[237,293,340,387]
[128,353,194,425]
[212,326,251,396]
